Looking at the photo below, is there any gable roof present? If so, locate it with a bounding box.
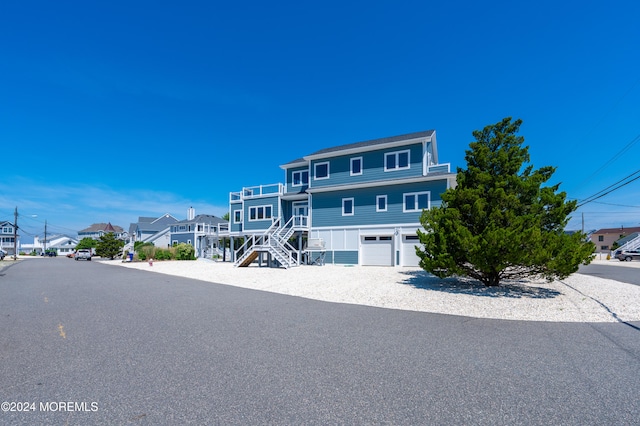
[79,222,125,233]
[593,226,640,235]
[280,130,436,168]
[174,214,227,226]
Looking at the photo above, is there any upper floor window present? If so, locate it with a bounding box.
[234,210,242,223]
[342,198,354,216]
[598,236,604,242]
[376,195,387,212]
[314,162,330,180]
[292,170,309,186]
[249,205,273,221]
[2,227,12,234]
[350,157,363,176]
[403,191,429,212]
[385,150,410,171]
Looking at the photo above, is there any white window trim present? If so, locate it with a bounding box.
[314,161,330,180]
[384,149,411,172]
[376,195,387,212]
[350,157,363,176]
[292,170,309,187]
[403,191,430,212]
[342,198,355,216]
[248,205,273,221]
[172,240,178,246]
[233,210,242,223]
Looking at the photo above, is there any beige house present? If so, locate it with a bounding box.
[590,227,640,253]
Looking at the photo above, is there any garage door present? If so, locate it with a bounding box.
[361,236,394,266]
[402,235,422,267]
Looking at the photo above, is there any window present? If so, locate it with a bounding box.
[292,170,309,186]
[598,236,604,242]
[179,225,186,231]
[384,150,410,171]
[234,210,242,223]
[403,191,430,212]
[249,206,273,221]
[364,236,377,241]
[342,198,354,216]
[376,195,387,212]
[350,157,362,176]
[600,245,609,250]
[379,236,392,241]
[314,162,330,180]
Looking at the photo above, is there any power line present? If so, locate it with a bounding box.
[577,169,640,208]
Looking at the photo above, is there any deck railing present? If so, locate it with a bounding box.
[230,183,284,202]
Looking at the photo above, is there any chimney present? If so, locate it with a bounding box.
[188,207,195,220]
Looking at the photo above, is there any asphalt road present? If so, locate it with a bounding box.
[1,258,639,425]
[578,262,640,286]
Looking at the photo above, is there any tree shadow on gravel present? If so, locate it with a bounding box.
[398,270,562,299]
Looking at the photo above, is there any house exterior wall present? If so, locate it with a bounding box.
[230,201,243,233]
[171,232,194,246]
[309,143,425,188]
[242,195,280,232]
[311,180,446,228]
[286,166,310,194]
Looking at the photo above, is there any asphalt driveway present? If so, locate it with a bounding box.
[1,258,639,425]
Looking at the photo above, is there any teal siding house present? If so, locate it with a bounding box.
[228,130,456,268]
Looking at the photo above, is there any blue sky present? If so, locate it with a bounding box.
[1,0,639,242]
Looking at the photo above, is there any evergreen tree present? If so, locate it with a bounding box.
[416,117,594,286]
[76,237,97,250]
[96,232,124,260]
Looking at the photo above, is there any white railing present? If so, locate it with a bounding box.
[427,163,451,174]
[616,234,640,252]
[231,183,284,201]
[233,215,307,268]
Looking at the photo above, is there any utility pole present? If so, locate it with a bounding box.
[13,207,18,260]
[44,220,47,254]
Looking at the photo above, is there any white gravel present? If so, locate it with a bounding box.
[101,258,640,323]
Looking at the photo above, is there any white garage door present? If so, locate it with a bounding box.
[402,235,422,267]
[361,236,394,266]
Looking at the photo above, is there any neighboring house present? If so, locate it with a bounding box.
[591,227,640,253]
[21,234,78,256]
[128,214,179,250]
[0,220,19,255]
[78,222,126,241]
[228,130,457,268]
[590,227,640,253]
[169,208,229,258]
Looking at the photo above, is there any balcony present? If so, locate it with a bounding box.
[230,183,284,202]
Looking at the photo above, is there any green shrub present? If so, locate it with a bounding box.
[175,243,195,260]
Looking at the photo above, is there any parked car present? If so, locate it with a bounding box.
[614,250,640,261]
[0,248,6,260]
[75,249,92,261]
